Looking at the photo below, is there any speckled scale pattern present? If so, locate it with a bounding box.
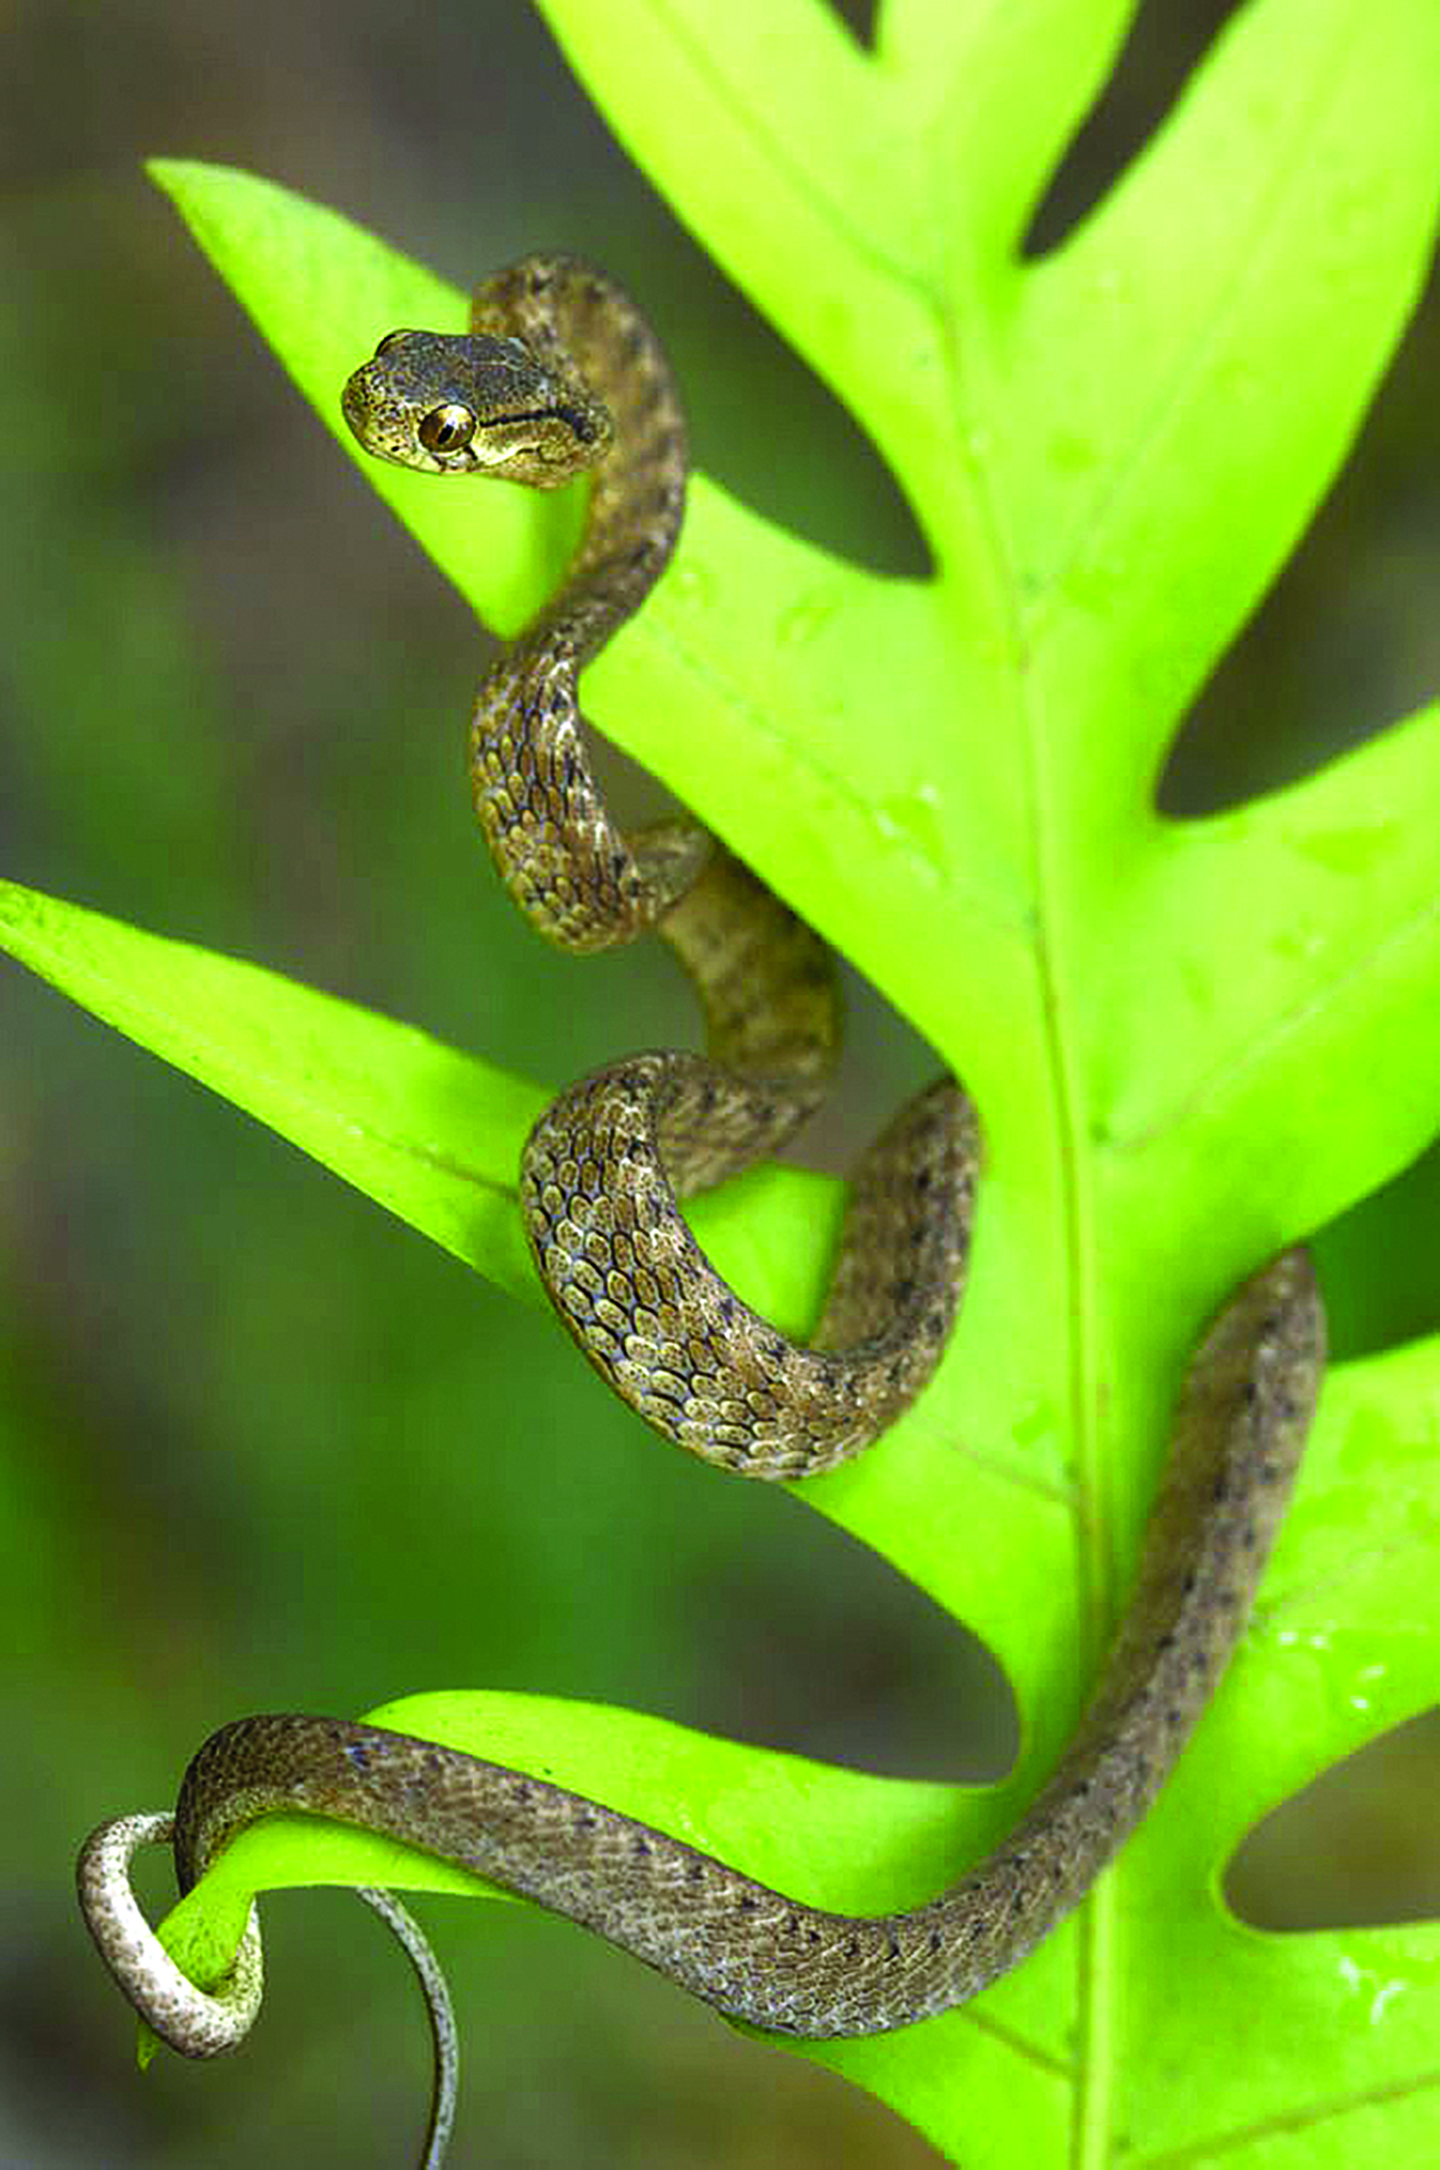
[445,255,977,1469]
[78,260,1330,2094]
[170,1251,1322,2038]
[466,256,703,952]
[523,1066,976,1477]
[76,1812,264,2054]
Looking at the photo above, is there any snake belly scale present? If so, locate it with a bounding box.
[76,256,1326,2134]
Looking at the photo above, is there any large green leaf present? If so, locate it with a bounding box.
[147,1333,1440,2161]
[6,0,1438,2159]
[0,879,838,1335]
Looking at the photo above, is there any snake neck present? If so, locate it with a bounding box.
[471,256,688,666]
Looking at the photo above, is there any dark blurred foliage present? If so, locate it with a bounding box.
[0,2,1434,2164]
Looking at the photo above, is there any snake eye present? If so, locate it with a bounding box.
[374,328,414,356]
[419,403,477,456]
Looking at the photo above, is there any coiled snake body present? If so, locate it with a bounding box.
[78,258,1325,2152]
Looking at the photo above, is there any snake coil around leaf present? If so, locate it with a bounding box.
[77,256,1325,2165]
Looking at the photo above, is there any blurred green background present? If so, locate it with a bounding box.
[1,2,1436,2164]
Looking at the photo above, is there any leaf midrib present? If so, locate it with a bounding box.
[912,22,1395,2153]
[926,177,1111,2170]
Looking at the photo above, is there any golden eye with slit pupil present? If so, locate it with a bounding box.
[419,403,477,455]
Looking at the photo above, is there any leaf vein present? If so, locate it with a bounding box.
[1021,9,1359,644]
[1136,2062,1440,2165]
[1107,891,1440,1158]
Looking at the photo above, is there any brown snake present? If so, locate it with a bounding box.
[77,257,1325,2157]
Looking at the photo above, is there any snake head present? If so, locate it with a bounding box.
[341,328,613,485]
